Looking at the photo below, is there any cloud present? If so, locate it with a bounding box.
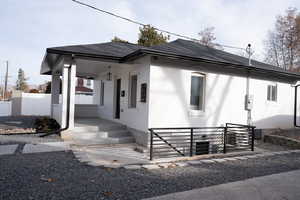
[0,0,299,85]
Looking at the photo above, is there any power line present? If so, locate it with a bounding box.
[71,0,245,51]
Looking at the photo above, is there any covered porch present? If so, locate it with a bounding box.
[43,55,132,129]
[41,45,150,147]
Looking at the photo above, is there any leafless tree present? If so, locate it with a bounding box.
[264,8,300,70]
[197,27,223,50]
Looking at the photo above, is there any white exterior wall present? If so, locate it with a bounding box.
[0,101,11,116]
[250,79,295,128]
[94,57,151,132]
[148,63,297,129]
[10,93,93,117]
[21,93,52,116]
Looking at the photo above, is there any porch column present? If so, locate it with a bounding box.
[69,61,76,129]
[61,58,76,130]
[51,74,60,117]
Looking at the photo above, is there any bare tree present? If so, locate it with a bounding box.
[197,27,223,50]
[264,8,300,70]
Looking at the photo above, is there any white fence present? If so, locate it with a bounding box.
[7,93,94,116]
[0,101,11,116]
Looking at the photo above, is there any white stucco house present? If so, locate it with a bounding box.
[40,39,300,147]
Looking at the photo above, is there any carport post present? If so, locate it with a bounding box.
[51,74,60,117]
[61,57,76,130]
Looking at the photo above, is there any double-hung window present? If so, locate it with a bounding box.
[190,73,205,111]
[129,74,138,108]
[267,84,277,102]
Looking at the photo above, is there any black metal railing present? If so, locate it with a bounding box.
[149,123,255,160]
[225,123,255,152]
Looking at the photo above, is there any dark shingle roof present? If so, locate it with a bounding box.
[47,42,142,59]
[147,39,298,76]
[44,39,300,80]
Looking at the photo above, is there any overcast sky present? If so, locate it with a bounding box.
[0,0,299,86]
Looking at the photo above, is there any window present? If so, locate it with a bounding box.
[140,83,147,103]
[77,78,84,87]
[129,74,138,108]
[100,80,105,106]
[86,79,91,86]
[190,73,205,111]
[267,84,277,101]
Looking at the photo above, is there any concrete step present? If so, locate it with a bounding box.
[72,129,131,138]
[74,124,127,132]
[72,136,135,146]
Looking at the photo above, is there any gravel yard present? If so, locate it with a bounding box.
[1,151,300,200]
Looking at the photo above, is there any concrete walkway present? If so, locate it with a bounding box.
[72,144,150,168]
[0,142,70,155]
[144,169,300,200]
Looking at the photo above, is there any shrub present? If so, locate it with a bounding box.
[29,89,39,93]
[34,117,60,133]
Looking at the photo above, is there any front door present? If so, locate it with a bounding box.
[115,78,121,119]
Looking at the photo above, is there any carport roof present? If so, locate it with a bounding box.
[46,41,142,60]
[43,39,300,82]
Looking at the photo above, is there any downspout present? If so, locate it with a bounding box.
[294,84,300,128]
[40,56,74,137]
[246,71,252,125]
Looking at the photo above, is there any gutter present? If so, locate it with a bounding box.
[121,49,300,82]
[46,48,121,62]
[294,84,300,128]
[44,48,300,81]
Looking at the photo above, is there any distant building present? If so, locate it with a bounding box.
[76,78,93,95]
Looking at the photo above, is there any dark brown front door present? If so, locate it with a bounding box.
[115,78,121,119]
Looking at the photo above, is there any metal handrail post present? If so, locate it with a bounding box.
[223,127,227,154]
[150,129,154,160]
[251,127,255,151]
[190,128,194,157]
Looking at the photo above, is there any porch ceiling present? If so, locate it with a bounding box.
[42,55,129,79]
[75,59,113,78]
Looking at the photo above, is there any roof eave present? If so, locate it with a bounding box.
[46,48,122,62]
[122,49,300,83]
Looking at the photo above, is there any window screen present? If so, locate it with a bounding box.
[129,75,137,108]
[267,84,277,101]
[190,74,205,110]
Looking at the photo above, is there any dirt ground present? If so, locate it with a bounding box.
[271,131,300,141]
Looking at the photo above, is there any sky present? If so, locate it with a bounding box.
[0,0,299,86]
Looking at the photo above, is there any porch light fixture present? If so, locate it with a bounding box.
[107,66,112,81]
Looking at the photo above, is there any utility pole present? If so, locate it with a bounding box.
[4,61,8,100]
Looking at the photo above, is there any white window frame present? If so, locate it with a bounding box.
[100,80,105,106]
[128,73,138,108]
[189,72,206,115]
[267,83,277,102]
